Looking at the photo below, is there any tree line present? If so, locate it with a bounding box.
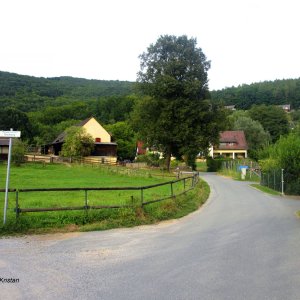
[211,78,300,109]
[0,71,134,112]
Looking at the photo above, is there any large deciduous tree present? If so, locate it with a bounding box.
[132,35,225,170]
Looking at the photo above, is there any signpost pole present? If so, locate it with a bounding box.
[3,129,13,225]
[281,169,284,196]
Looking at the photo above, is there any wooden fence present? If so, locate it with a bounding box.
[2,174,199,219]
[24,155,118,166]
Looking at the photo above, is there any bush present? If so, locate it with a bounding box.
[12,139,26,166]
[135,153,161,167]
[206,157,223,172]
[259,133,300,195]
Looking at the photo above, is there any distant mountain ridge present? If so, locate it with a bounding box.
[1,71,300,112]
[0,71,135,112]
[210,78,300,109]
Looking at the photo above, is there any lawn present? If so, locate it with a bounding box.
[0,163,206,235]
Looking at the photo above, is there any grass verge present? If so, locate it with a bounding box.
[80,178,210,232]
[250,184,281,196]
[0,163,209,235]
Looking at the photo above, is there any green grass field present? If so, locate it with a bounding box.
[0,163,207,235]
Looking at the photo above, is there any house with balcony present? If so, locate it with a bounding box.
[209,131,248,159]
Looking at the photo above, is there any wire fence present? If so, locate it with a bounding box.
[260,169,284,193]
[261,169,300,195]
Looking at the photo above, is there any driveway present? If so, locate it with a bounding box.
[1,173,300,300]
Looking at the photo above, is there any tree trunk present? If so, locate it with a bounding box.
[165,145,172,172]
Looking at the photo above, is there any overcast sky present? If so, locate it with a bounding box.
[1,0,299,90]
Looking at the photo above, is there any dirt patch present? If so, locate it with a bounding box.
[29,231,81,242]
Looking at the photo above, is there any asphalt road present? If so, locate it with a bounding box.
[1,173,300,300]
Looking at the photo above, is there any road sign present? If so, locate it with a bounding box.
[0,130,21,138]
[2,129,21,225]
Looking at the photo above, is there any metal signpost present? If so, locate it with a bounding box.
[0,129,21,225]
[281,169,284,195]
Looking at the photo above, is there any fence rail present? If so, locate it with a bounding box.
[24,155,118,166]
[6,174,199,218]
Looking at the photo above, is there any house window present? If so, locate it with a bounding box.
[95,138,101,142]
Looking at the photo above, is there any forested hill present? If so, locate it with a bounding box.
[3,71,300,113]
[210,78,300,109]
[0,71,135,112]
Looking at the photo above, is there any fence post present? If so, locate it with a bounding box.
[15,190,19,219]
[273,170,276,190]
[170,182,174,197]
[141,188,144,206]
[281,169,284,195]
[85,190,88,209]
[183,178,186,190]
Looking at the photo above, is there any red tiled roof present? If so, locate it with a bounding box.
[216,131,248,150]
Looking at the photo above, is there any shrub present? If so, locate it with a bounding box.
[259,133,300,195]
[206,157,223,172]
[135,153,161,167]
[12,139,26,166]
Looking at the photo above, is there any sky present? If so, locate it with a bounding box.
[0,0,299,90]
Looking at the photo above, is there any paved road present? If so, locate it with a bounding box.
[1,173,300,300]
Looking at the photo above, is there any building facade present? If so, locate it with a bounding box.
[210,131,248,159]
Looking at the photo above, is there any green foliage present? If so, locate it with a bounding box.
[12,139,26,166]
[133,35,225,170]
[105,121,136,160]
[259,132,300,194]
[94,95,136,124]
[0,107,33,141]
[135,153,161,167]
[230,112,271,159]
[60,127,94,157]
[290,109,300,122]
[206,157,223,172]
[211,78,300,109]
[0,71,136,146]
[27,96,136,145]
[0,71,134,112]
[137,35,210,100]
[249,105,289,142]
